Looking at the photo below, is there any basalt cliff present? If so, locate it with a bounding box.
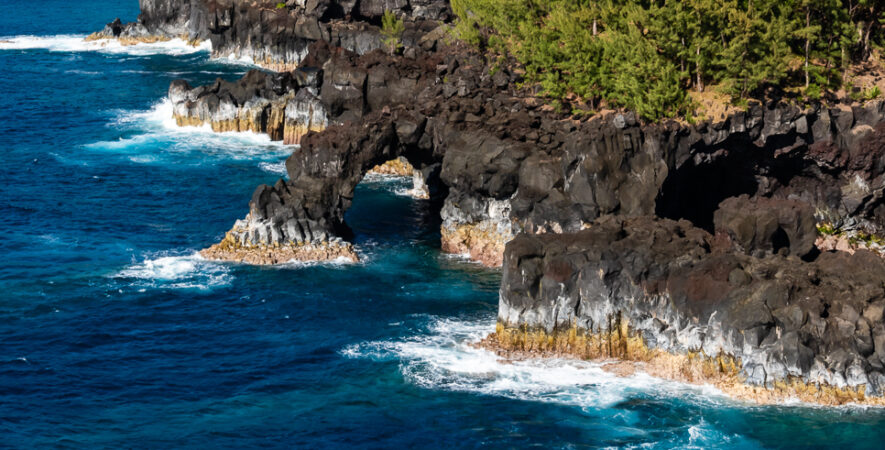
[102,0,885,405]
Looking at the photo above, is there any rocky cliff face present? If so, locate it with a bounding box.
[103,0,885,404]
[169,68,326,144]
[92,0,450,70]
[487,212,885,405]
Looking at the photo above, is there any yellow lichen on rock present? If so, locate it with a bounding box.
[200,230,359,265]
[173,115,271,135]
[440,222,510,267]
[481,320,885,406]
[368,157,416,176]
[84,33,175,45]
[259,57,300,72]
[283,122,326,145]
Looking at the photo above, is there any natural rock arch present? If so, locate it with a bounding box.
[200,111,440,264]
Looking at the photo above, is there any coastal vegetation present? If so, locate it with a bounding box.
[451,0,885,120]
[381,11,405,52]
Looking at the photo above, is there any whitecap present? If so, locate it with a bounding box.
[360,172,408,184]
[0,35,211,56]
[114,252,232,290]
[209,53,266,70]
[65,69,101,75]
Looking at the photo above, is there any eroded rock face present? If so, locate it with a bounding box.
[94,0,451,70]
[169,68,326,144]
[488,216,885,405]
[713,195,818,259]
[86,1,206,45]
[107,0,885,408]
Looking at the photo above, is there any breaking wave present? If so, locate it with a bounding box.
[0,35,211,56]
[114,252,232,290]
[341,316,736,409]
[83,98,293,163]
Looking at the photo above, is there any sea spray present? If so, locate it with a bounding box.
[0,35,211,56]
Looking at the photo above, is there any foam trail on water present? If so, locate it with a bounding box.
[0,35,212,56]
[114,252,231,290]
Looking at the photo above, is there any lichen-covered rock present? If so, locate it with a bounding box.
[200,210,359,265]
[368,156,415,177]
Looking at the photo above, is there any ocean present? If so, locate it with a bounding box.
[2,1,885,448]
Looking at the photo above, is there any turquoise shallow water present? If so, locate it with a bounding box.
[3,1,885,448]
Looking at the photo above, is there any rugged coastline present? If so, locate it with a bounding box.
[99,0,885,405]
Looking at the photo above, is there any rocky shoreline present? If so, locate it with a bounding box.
[485,214,885,405]
[101,0,885,405]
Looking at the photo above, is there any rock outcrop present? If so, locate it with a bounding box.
[169,68,326,144]
[485,215,885,405]
[91,0,451,71]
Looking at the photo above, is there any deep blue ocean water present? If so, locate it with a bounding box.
[3,1,885,448]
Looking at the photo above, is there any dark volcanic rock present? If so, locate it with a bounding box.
[168,68,326,144]
[112,0,885,405]
[94,0,451,71]
[210,34,885,268]
[714,195,818,258]
[495,216,885,402]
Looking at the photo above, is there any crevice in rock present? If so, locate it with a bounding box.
[771,227,790,254]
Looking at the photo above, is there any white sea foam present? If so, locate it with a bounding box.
[84,98,293,162]
[0,35,211,56]
[114,252,232,290]
[258,160,288,177]
[359,173,423,199]
[360,172,407,184]
[276,255,361,269]
[341,316,732,411]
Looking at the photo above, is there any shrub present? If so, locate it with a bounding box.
[381,11,405,52]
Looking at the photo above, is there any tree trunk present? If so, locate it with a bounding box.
[805,8,811,89]
[593,19,597,36]
[696,46,704,93]
[681,37,685,72]
[862,5,878,61]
